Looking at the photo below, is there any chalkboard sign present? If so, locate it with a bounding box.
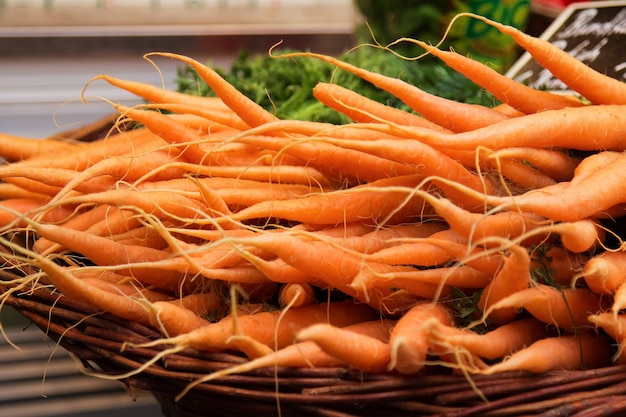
[506,0,626,93]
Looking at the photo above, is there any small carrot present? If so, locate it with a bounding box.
[481,284,609,329]
[388,301,455,374]
[0,132,79,162]
[312,82,450,132]
[580,251,626,296]
[479,332,613,375]
[295,321,392,373]
[426,317,550,361]
[233,134,417,183]
[136,299,379,353]
[227,174,431,226]
[147,52,278,127]
[407,38,585,113]
[587,312,626,364]
[278,283,317,308]
[273,50,510,132]
[175,319,396,400]
[477,242,531,325]
[463,12,626,105]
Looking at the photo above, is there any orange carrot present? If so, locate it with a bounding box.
[233,134,417,183]
[426,317,550,361]
[477,243,531,325]
[581,251,626,296]
[312,82,450,132]
[147,52,278,127]
[482,284,609,329]
[393,104,626,152]
[273,50,509,132]
[175,319,396,399]
[228,174,431,226]
[0,133,79,162]
[137,299,379,353]
[480,332,613,375]
[295,321,392,373]
[587,312,626,364]
[465,13,626,105]
[278,283,316,308]
[388,301,455,374]
[409,38,585,113]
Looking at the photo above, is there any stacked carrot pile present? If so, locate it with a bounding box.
[1,13,626,396]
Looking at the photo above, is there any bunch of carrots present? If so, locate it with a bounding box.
[1,12,626,400]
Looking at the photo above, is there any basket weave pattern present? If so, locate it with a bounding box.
[4,276,626,417]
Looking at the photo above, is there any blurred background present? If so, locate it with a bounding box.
[0,0,577,138]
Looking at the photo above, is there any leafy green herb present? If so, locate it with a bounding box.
[175,46,496,124]
[449,287,489,333]
[529,243,558,288]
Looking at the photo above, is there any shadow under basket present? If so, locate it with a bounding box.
[3,278,626,417]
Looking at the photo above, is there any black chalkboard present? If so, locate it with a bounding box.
[506,0,626,92]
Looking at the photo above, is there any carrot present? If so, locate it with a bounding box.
[140,102,250,132]
[430,152,626,222]
[479,331,613,374]
[580,251,626,296]
[227,174,432,226]
[295,321,392,373]
[0,198,74,229]
[147,52,278,127]
[587,312,626,364]
[312,82,451,132]
[487,147,579,183]
[0,132,79,162]
[175,319,396,400]
[139,161,332,187]
[233,134,417,183]
[41,188,209,224]
[481,284,609,329]
[477,242,531,325]
[0,183,50,201]
[426,317,550,361]
[388,301,455,374]
[407,38,585,113]
[463,13,626,105]
[273,50,510,132]
[414,190,547,246]
[531,246,586,287]
[393,104,626,152]
[356,264,491,293]
[136,299,379,354]
[112,105,210,164]
[312,135,494,200]
[278,283,316,308]
[87,74,235,113]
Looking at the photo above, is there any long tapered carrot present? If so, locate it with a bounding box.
[310,135,494,200]
[273,50,509,132]
[87,74,233,112]
[312,82,451,132]
[481,285,609,329]
[136,299,379,353]
[588,312,626,364]
[463,12,626,105]
[147,52,279,127]
[175,319,396,400]
[233,134,417,183]
[0,133,79,162]
[480,332,613,374]
[407,38,585,113]
[426,317,550,361]
[296,321,392,373]
[227,174,431,226]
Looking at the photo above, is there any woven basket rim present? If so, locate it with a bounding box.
[3,275,626,417]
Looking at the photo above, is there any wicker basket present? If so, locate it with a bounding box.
[3,274,626,417]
